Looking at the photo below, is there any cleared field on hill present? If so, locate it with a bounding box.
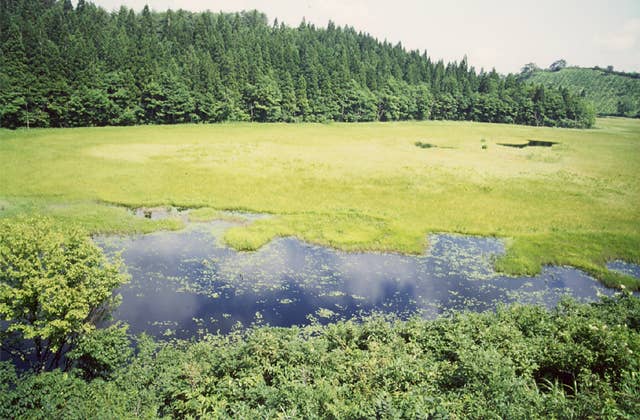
[1,118,639,288]
[526,68,640,116]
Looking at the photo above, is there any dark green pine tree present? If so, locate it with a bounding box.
[0,0,595,128]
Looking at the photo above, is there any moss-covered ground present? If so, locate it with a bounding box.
[1,118,638,288]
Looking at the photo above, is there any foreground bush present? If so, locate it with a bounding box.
[0,217,128,372]
[1,294,639,419]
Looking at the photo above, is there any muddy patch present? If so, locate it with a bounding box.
[498,139,558,148]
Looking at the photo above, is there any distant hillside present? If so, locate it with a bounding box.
[522,67,640,117]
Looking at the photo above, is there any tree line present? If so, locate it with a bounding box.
[0,0,595,128]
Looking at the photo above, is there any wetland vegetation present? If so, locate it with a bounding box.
[97,216,619,338]
[1,1,639,417]
[1,118,639,289]
[1,217,639,418]
[2,117,638,416]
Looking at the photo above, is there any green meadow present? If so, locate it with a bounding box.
[1,118,639,288]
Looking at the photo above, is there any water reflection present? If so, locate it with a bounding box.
[607,260,640,279]
[95,219,624,339]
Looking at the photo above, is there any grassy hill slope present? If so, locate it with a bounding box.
[524,68,640,116]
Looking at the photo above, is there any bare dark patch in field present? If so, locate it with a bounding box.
[498,139,558,148]
[414,141,456,149]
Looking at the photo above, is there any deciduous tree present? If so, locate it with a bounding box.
[0,217,128,372]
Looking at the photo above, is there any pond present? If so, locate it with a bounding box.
[94,215,629,339]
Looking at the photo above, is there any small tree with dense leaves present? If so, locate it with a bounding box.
[0,217,128,372]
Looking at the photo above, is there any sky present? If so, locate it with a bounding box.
[90,0,640,74]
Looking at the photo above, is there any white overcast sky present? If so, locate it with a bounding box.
[89,0,640,74]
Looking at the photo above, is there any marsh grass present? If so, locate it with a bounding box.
[1,118,639,288]
[188,207,223,222]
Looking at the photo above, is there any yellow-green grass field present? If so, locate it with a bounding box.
[1,118,639,288]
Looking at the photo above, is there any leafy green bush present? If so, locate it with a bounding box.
[2,294,639,418]
[0,217,128,371]
[67,323,132,380]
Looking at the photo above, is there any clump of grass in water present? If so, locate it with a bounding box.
[189,207,222,222]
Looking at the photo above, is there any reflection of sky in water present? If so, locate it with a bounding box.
[607,260,640,279]
[94,220,635,339]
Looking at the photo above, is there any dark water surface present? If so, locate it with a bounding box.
[607,260,640,279]
[95,216,629,339]
[497,139,559,148]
